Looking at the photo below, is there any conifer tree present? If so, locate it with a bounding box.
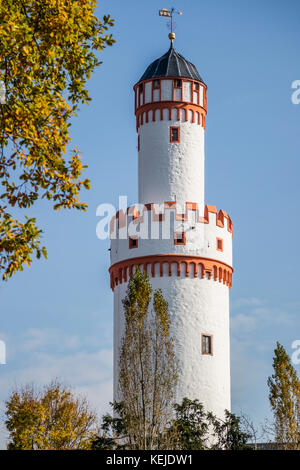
[117,268,178,450]
[267,342,300,449]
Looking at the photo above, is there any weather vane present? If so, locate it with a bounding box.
[159,8,183,45]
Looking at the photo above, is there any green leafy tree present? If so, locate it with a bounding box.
[94,398,252,450]
[91,401,129,450]
[90,434,116,450]
[207,410,251,450]
[167,398,250,450]
[168,398,209,450]
[5,381,97,450]
[267,342,300,449]
[0,0,114,279]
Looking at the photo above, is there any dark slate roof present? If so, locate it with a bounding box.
[138,45,204,83]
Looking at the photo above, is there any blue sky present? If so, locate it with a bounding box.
[0,0,300,446]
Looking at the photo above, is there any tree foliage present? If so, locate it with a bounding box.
[116,268,178,449]
[92,269,251,451]
[5,381,97,450]
[94,398,251,450]
[168,398,208,450]
[207,409,251,450]
[267,342,300,449]
[91,400,131,450]
[168,399,250,450]
[0,0,114,279]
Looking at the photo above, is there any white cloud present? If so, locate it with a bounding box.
[231,297,298,334]
[20,328,58,352]
[229,296,300,426]
[231,297,264,310]
[231,313,257,332]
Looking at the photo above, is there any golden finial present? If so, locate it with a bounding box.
[169,32,176,45]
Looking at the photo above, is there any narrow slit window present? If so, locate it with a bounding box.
[174,79,182,88]
[153,79,160,89]
[138,83,144,107]
[202,335,213,355]
[194,82,199,92]
[170,126,180,143]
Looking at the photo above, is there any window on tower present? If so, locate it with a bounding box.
[138,83,144,107]
[194,82,199,92]
[170,126,180,143]
[153,79,160,89]
[174,79,182,88]
[216,238,223,252]
[202,335,213,355]
[129,237,138,249]
[174,232,186,245]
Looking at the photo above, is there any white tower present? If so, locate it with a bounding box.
[109,38,233,419]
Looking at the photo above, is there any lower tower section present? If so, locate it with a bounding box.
[109,202,233,419]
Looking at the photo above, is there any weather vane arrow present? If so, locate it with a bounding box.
[159,7,183,45]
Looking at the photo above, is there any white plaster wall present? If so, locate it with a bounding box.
[138,120,205,209]
[174,88,181,101]
[183,81,192,102]
[111,209,233,418]
[113,272,231,419]
[153,89,160,102]
[145,82,151,103]
[161,79,172,101]
[200,86,204,107]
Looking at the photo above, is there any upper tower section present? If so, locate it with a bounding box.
[134,43,207,209]
[134,45,207,132]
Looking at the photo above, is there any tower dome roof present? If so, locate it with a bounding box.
[138,46,204,83]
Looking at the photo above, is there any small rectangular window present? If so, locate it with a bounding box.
[129,237,138,249]
[174,232,186,245]
[139,84,144,93]
[194,82,199,92]
[153,79,160,89]
[170,126,180,143]
[174,79,182,88]
[216,238,223,252]
[202,335,213,355]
